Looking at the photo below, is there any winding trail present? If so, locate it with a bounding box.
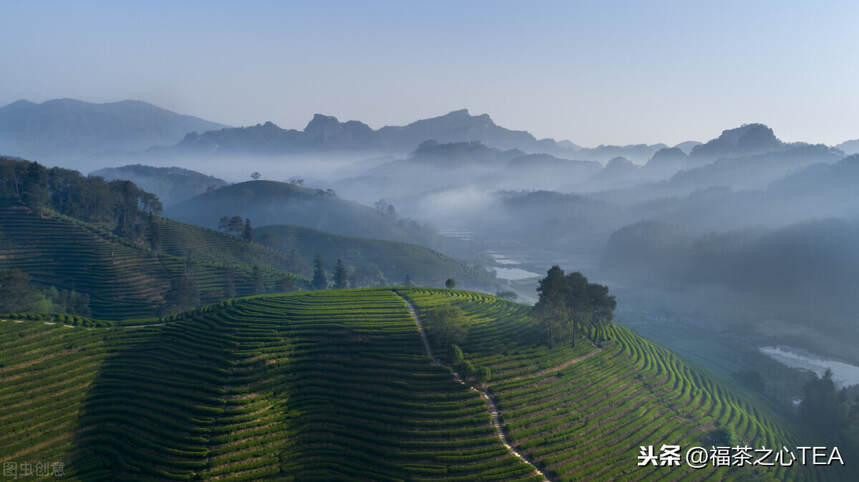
[395,292,549,482]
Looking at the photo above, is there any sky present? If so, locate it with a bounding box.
[1,0,858,147]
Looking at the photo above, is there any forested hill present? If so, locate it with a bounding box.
[0,157,303,318]
[90,164,228,206]
[165,180,444,248]
[255,224,497,289]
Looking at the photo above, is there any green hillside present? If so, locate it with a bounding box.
[403,288,826,481]
[0,204,301,319]
[164,180,441,248]
[0,288,825,480]
[256,224,497,289]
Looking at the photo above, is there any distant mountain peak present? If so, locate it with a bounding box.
[720,123,778,147]
[687,122,783,165]
[444,108,471,117]
[304,113,341,135]
[606,156,635,168]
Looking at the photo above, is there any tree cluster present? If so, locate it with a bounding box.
[798,369,859,463]
[0,269,91,316]
[163,275,200,315]
[423,305,468,351]
[1,158,162,239]
[447,343,491,385]
[533,266,616,347]
[0,269,48,313]
[217,216,254,241]
[310,256,358,290]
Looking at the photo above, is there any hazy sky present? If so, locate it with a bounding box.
[2,1,858,146]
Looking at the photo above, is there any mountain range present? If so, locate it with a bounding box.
[171,108,677,163]
[0,98,682,165]
[0,98,227,162]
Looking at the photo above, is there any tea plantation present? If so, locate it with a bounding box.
[0,205,300,319]
[0,288,825,480]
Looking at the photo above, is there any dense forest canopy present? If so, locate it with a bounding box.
[1,157,161,237]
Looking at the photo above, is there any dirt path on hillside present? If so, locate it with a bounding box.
[501,347,602,384]
[395,292,549,482]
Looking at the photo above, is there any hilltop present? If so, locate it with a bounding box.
[90,164,228,207]
[165,180,442,248]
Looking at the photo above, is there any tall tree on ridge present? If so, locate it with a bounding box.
[312,255,328,290]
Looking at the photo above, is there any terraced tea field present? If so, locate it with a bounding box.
[0,290,539,480]
[402,288,825,481]
[0,288,823,480]
[0,205,300,319]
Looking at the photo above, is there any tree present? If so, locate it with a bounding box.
[276,277,298,292]
[374,199,396,218]
[242,219,254,242]
[252,265,265,294]
[703,426,737,448]
[228,216,244,235]
[334,259,348,289]
[476,365,492,384]
[448,344,464,365]
[312,255,328,290]
[223,266,237,299]
[22,162,49,214]
[0,269,45,313]
[164,275,200,314]
[461,361,476,380]
[423,305,468,350]
[218,216,230,232]
[800,369,848,439]
[251,171,261,180]
[347,265,360,289]
[148,213,161,251]
[534,266,570,347]
[404,274,413,287]
[445,278,456,289]
[586,281,616,343]
[285,249,312,276]
[564,271,590,346]
[533,266,616,347]
[42,287,91,316]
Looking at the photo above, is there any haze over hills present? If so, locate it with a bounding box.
[164,179,453,252]
[170,108,577,156]
[3,109,858,479]
[0,98,227,163]
[90,164,228,207]
[5,3,859,480]
[837,138,859,155]
[255,224,497,289]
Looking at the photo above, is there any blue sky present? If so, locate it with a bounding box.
[1,0,857,146]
